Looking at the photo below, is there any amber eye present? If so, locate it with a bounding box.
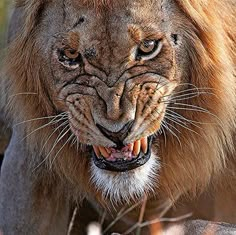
[64,49,80,59]
[140,40,155,53]
[136,40,162,61]
[58,48,82,68]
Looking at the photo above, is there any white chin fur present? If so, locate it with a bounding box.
[90,153,159,204]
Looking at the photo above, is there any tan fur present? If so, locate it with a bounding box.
[159,0,236,197]
[1,0,236,228]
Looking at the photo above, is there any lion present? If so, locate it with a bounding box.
[0,0,236,234]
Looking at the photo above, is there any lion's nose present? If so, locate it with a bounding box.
[96,120,134,148]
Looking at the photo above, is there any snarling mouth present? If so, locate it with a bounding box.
[92,136,153,172]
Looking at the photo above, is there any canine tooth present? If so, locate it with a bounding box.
[98,146,110,158]
[141,137,148,154]
[93,146,101,158]
[133,140,141,156]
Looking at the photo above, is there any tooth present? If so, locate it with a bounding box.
[93,146,101,158]
[133,140,141,156]
[98,146,110,158]
[141,137,148,154]
[128,143,134,152]
[105,147,112,154]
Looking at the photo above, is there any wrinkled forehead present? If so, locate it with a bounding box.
[64,0,168,30]
[68,0,162,13]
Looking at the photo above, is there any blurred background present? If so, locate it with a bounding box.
[0,0,12,49]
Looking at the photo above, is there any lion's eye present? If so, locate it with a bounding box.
[140,40,155,53]
[136,40,162,61]
[58,48,82,68]
[64,49,80,59]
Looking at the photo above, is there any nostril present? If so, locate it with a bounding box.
[96,120,134,148]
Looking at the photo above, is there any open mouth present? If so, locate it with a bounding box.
[92,136,153,172]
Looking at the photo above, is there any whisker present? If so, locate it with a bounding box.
[14,112,67,127]
[162,120,182,147]
[167,106,223,130]
[167,103,218,119]
[155,81,170,92]
[166,109,207,125]
[6,92,38,108]
[64,118,82,152]
[165,110,203,130]
[166,110,200,125]
[149,109,181,146]
[33,121,70,171]
[162,119,181,134]
[44,125,71,162]
[50,132,75,169]
[165,114,190,127]
[38,119,69,156]
[21,115,68,141]
[38,126,71,170]
[164,114,200,135]
[163,87,214,98]
[8,92,38,99]
[164,91,214,102]
[158,125,167,146]
[167,105,224,132]
[76,139,79,152]
[174,82,215,91]
[168,106,210,114]
[71,136,77,146]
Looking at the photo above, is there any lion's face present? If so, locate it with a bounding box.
[36,0,190,200]
[8,0,235,203]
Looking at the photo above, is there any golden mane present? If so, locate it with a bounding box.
[158,0,236,197]
[2,0,236,202]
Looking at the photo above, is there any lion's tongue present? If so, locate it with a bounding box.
[107,151,133,162]
[93,137,148,162]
